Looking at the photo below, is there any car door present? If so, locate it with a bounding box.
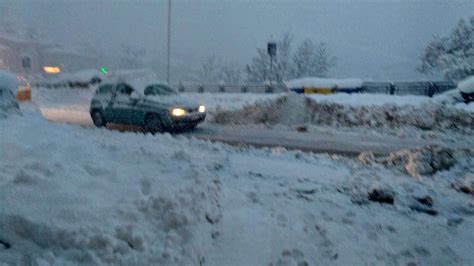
[110,83,134,124]
[99,84,118,123]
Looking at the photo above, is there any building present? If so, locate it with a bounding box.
[0,31,98,77]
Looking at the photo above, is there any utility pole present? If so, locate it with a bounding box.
[167,0,171,84]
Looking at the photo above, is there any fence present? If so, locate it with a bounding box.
[171,82,288,94]
[34,78,456,97]
[170,81,456,97]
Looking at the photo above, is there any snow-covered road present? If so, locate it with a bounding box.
[32,87,472,156]
[37,107,429,156]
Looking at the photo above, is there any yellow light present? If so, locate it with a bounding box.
[171,108,186,117]
[43,66,61,74]
[198,105,206,113]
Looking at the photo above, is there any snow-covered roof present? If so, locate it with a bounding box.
[0,70,18,92]
[457,76,474,94]
[128,78,168,94]
[285,77,364,89]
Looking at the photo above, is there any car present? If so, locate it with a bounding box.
[89,80,206,133]
[0,70,20,113]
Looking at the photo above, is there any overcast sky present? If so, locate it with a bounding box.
[2,0,473,80]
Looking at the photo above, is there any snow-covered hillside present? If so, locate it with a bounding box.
[1,109,473,265]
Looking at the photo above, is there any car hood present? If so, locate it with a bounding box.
[144,95,201,109]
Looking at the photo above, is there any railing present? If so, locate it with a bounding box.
[171,82,288,94]
[33,79,457,97]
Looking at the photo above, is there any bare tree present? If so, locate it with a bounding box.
[418,17,473,80]
[197,55,223,82]
[246,34,336,82]
[292,39,336,78]
[246,48,271,82]
[246,33,294,82]
[221,62,242,83]
[120,44,147,69]
[197,55,242,83]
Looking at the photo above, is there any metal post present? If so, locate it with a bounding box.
[167,0,171,84]
[269,54,273,87]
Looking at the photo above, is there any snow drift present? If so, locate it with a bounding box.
[212,94,473,133]
[0,114,222,265]
[1,112,473,265]
[359,145,474,178]
[458,76,474,94]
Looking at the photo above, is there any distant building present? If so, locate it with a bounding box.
[0,32,98,76]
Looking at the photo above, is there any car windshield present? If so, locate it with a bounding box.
[144,84,177,96]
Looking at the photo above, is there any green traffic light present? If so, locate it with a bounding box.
[100,67,108,75]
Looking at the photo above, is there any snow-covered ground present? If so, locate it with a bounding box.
[1,109,473,265]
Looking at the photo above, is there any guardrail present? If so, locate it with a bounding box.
[170,81,456,97]
[33,79,456,97]
[363,81,456,96]
[171,82,288,94]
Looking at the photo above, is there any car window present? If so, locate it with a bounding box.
[143,86,156,96]
[117,83,134,95]
[144,84,177,96]
[96,84,113,95]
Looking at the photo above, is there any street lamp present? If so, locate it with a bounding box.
[167,0,171,84]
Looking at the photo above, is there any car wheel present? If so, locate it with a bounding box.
[145,114,164,134]
[91,110,106,127]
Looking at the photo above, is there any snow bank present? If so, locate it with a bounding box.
[212,94,473,133]
[458,76,474,94]
[285,77,363,89]
[0,113,222,265]
[179,93,281,118]
[377,145,472,178]
[307,93,433,107]
[1,113,473,265]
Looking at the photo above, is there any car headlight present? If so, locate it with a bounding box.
[171,108,186,116]
[198,105,206,113]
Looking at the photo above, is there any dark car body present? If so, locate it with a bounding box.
[89,81,206,132]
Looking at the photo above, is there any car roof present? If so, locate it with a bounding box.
[0,70,19,92]
[97,78,171,95]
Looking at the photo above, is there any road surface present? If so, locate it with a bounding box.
[38,107,429,156]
